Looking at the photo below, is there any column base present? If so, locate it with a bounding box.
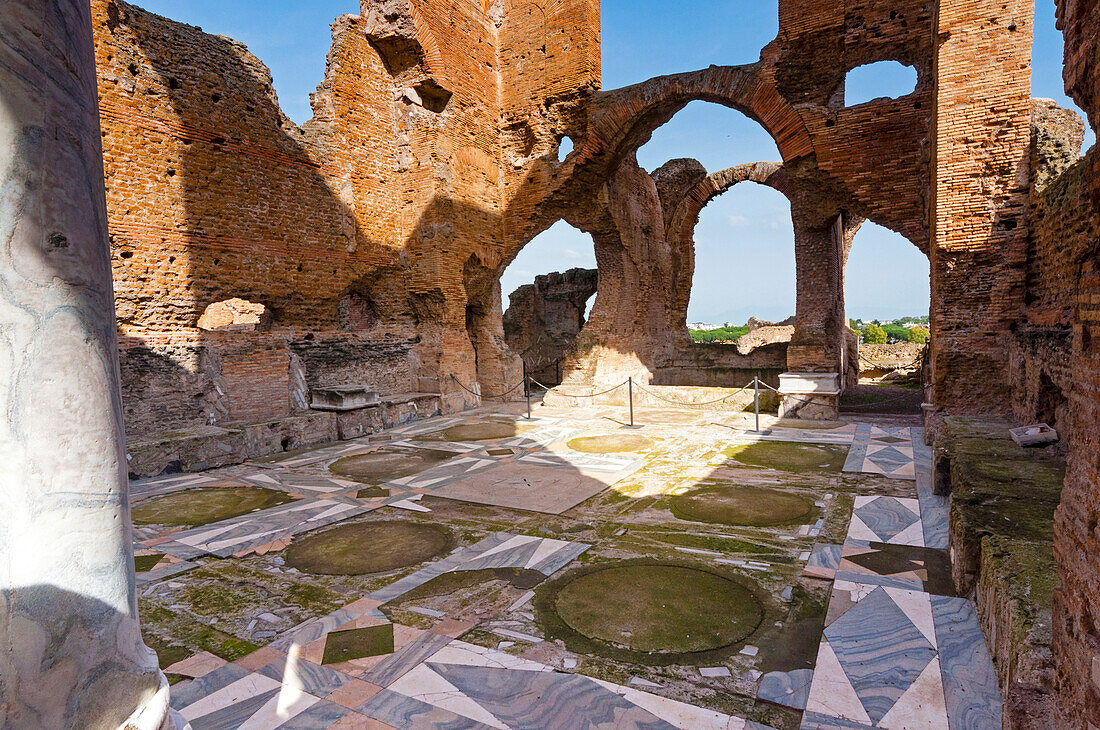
[777,372,840,421]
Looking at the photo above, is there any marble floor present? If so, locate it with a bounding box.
[134,403,999,730]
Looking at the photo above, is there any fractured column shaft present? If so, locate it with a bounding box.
[0,1,171,728]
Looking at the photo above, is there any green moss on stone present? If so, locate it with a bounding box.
[722,442,849,474]
[132,487,295,527]
[285,521,454,576]
[670,484,817,527]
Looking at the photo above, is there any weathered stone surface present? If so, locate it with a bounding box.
[504,268,598,383]
[0,1,170,726]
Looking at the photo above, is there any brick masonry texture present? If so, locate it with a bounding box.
[87,0,1100,722]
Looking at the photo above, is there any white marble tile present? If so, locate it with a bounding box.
[388,665,508,729]
[878,656,948,730]
[805,640,873,726]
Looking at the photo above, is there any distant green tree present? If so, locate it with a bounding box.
[882,324,910,342]
[862,323,888,344]
[907,326,930,344]
[689,325,750,344]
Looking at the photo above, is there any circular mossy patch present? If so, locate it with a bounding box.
[539,561,763,663]
[671,484,816,527]
[131,487,295,527]
[329,448,453,484]
[418,420,532,442]
[566,434,654,453]
[284,521,454,576]
[724,441,849,473]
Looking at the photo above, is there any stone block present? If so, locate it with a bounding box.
[310,386,381,411]
[1009,424,1060,447]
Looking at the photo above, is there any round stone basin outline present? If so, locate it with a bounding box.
[329,447,454,484]
[671,483,817,527]
[416,419,535,443]
[131,486,295,527]
[284,520,454,576]
[566,433,654,453]
[536,560,765,665]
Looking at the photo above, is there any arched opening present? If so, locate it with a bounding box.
[842,61,919,107]
[634,102,793,392]
[842,221,930,414]
[501,221,598,385]
[636,100,781,174]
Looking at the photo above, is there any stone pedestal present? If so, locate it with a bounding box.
[777,372,841,420]
[0,2,173,728]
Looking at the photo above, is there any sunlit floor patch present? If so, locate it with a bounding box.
[284,520,454,575]
[671,483,817,527]
[131,487,296,527]
[537,560,764,664]
[566,433,655,453]
[416,419,535,442]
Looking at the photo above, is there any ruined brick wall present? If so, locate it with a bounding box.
[927,0,1033,417]
[503,268,598,382]
[1050,0,1100,725]
[93,0,598,437]
[1007,100,1088,438]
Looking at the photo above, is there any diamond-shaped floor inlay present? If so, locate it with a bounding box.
[853,497,920,543]
[823,588,936,723]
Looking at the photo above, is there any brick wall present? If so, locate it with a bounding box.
[929,0,1033,415]
[1050,0,1100,725]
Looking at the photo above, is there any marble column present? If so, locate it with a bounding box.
[0,2,173,728]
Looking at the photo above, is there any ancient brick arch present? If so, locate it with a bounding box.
[580,63,814,175]
[665,162,792,335]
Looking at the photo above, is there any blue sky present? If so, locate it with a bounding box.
[135,0,1087,324]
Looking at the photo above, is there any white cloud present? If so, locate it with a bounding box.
[563,249,583,259]
[727,214,751,228]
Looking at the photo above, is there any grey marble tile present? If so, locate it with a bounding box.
[532,541,591,575]
[800,710,877,729]
[270,608,357,651]
[823,588,936,723]
[912,435,949,550]
[364,632,452,687]
[853,497,920,543]
[187,687,279,730]
[276,700,352,729]
[432,664,677,730]
[258,656,351,696]
[358,689,496,729]
[758,668,814,710]
[169,663,251,711]
[931,595,1002,730]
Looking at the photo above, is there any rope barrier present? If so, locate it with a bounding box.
[631,381,755,407]
[448,374,526,401]
[528,377,630,399]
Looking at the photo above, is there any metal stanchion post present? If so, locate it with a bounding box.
[754,376,761,433]
[523,362,531,419]
[628,377,635,428]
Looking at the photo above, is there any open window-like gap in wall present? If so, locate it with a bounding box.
[557,136,575,163]
[845,222,929,393]
[501,221,598,382]
[689,184,794,342]
[197,297,274,332]
[842,61,918,107]
[636,100,781,174]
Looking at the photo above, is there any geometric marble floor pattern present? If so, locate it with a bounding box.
[843,425,916,480]
[169,583,765,729]
[799,427,1001,730]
